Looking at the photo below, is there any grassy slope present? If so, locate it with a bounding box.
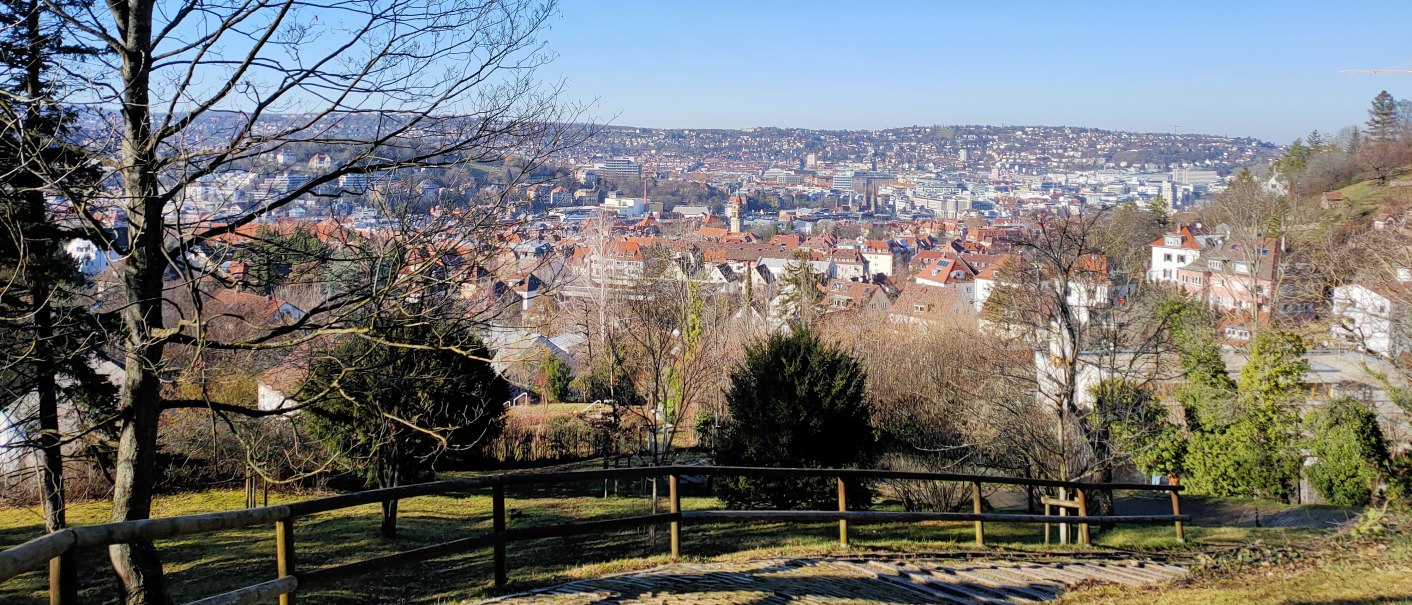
[0,482,1324,605]
[1060,529,1412,605]
[1332,169,1412,224]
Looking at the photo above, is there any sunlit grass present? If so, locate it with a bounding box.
[0,481,1330,605]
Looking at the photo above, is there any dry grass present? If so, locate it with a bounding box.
[0,480,1326,605]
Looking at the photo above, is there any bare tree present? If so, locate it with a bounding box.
[31,0,580,601]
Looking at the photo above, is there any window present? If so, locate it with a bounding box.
[1165,236,1181,247]
[1234,262,1249,274]
[913,303,927,312]
[1177,255,1186,263]
[1207,259,1223,270]
[1163,253,1172,262]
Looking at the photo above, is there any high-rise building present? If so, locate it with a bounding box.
[601,157,642,179]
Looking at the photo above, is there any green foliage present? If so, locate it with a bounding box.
[300,323,510,488]
[239,225,332,295]
[1159,296,1235,392]
[543,353,572,403]
[1143,195,1171,227]
[1306,398,1390,507]
[571,353,643,406]
[1160,311,1309,501]
[713,328,875,509]
[1278,138,1311,175]
[1238,329,1308,408]
[1093,378,1183,477]
[1367,90,1400,143]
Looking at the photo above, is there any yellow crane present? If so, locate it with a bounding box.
[1340,69,1412,74]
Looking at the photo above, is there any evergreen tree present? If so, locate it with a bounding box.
[300,323,510,536]
[1306,398,1389,507]
[777,249,821,326]
[713,328,875,509]
[1367,90,1400,143]
[0,0,111,577]
[1144,194,1170,227]
[1278,138,1311,174]
[1347,127,1363,156]
[1306,129,1325,150]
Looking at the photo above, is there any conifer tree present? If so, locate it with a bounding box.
[713,328,874,509]
[0,3,112,586]
[1367,90,1400,143]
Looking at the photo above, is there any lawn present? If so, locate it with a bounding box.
[1059,530,1412,605]
[0,478,1323,605]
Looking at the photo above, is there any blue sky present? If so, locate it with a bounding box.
[543,0,1412,143]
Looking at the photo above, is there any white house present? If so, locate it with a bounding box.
[1148,224,1220,284]
[1332,273,1411,360]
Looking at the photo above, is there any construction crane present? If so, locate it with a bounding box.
[1340,69,1412,75]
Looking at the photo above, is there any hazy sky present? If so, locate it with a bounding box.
[544,0,1412,143]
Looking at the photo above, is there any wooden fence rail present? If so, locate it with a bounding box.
[0,465,1188,605]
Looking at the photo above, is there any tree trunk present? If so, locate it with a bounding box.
[20,0,66,540]
[109,1,172,600]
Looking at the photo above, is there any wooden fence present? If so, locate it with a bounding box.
[0,465,1188,605]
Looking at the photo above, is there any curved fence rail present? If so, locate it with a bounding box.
[0,465,1188,605]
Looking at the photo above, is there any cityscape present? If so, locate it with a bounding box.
[1,2,1411,605]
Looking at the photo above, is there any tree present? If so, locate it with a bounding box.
[543,353,572,403]
[0,7,111,600]
[713,328,875,510]
[1185,329,1307,500]
[300,322,510,537]
[1306,398,1390,507]
[1279,138,1311,175]
[1143,194,1171,228]
[34,0,578,599]
[775,249,821,326]
[1366,90,1400,143]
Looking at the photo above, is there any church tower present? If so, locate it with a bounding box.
[727,194,744,233]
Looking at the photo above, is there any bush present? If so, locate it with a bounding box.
[712,328,876,509]
[1307,398,1390,507]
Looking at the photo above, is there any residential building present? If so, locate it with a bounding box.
[1331,269,1411,360]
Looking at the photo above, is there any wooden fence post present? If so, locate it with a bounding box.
[1169,488,1185,544]
[276,518,296,605]
[837,477,848,547]
[49,549,76,605]
[668,473,680,560]
[1076,488,1090,546]
[493,484,507,588]
[1043,502,1051,546]
[972,481,985,546]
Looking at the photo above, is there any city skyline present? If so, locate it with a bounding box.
[548,0,1412,143]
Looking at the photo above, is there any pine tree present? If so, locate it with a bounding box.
[713,328,875,509]
[300,323,510,536]
[1144,194,1171,227]
[1367,90,1400,143]
[0,1,111,580]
